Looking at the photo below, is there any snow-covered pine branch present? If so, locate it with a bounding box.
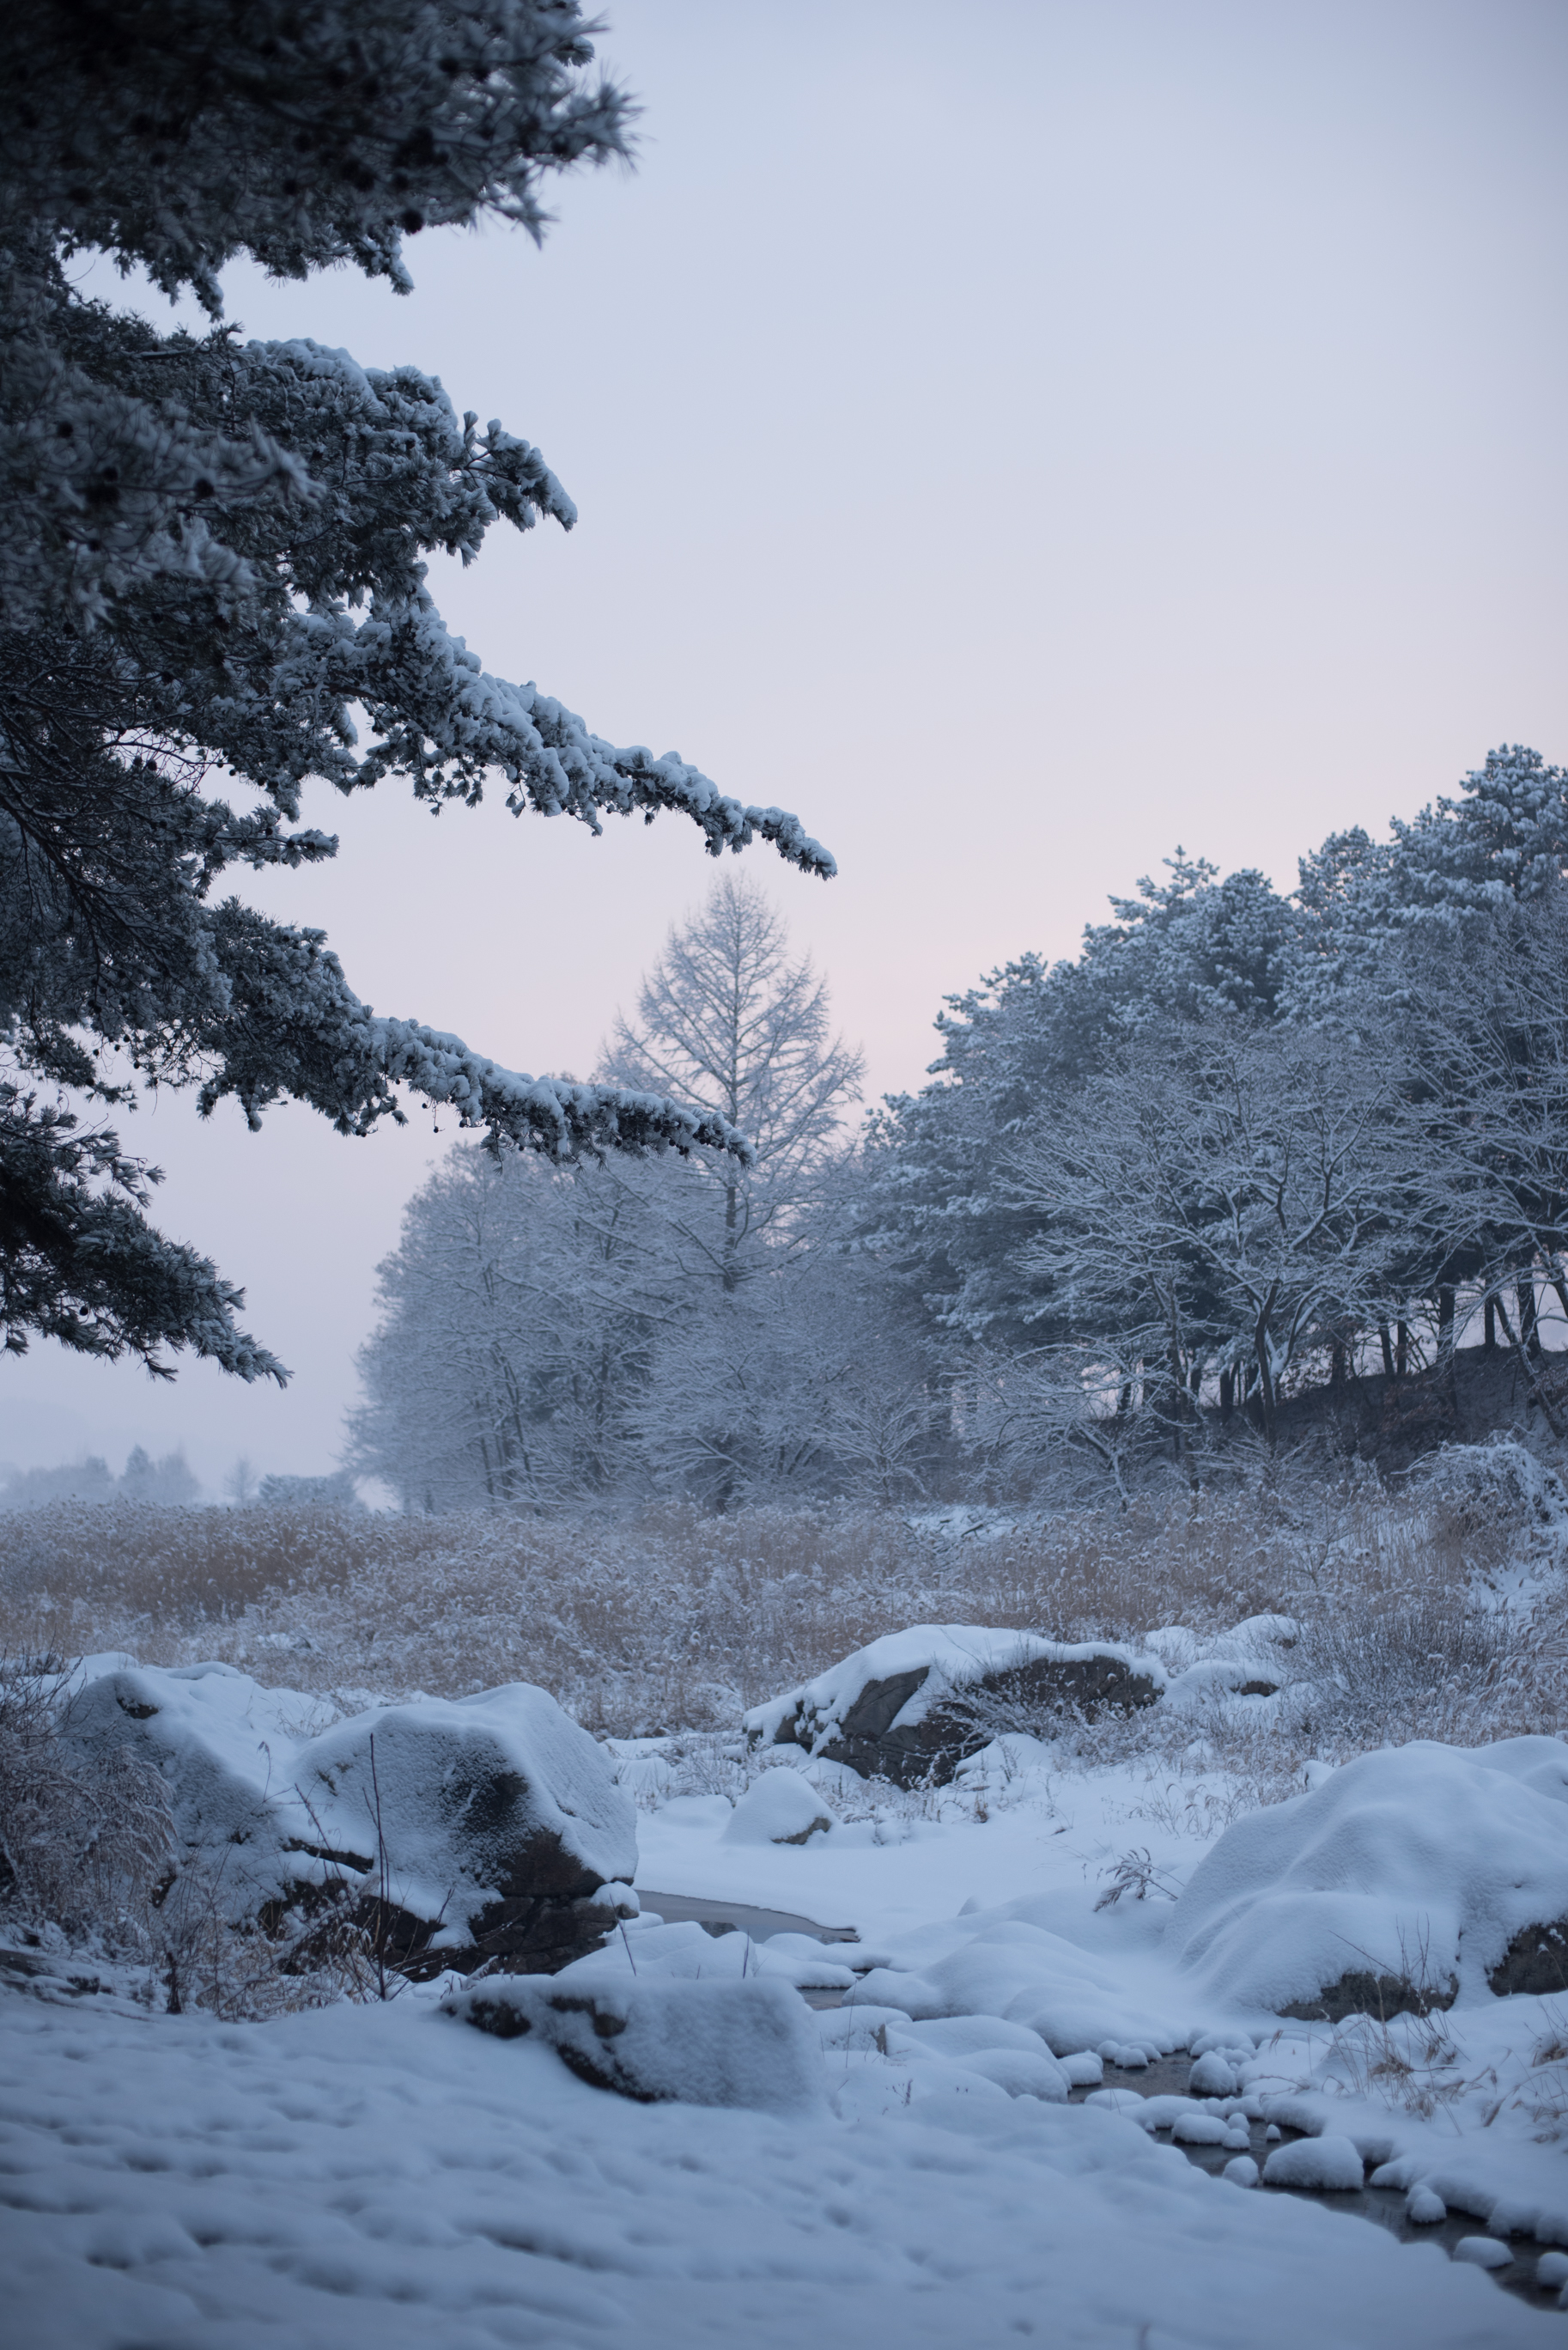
[0,3,832,1377]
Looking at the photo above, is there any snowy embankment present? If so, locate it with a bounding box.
[0,1973,1544,2350]
[7,1622,1568,2342]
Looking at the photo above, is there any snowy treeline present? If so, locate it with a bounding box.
[867,744,1568,1496]
[356,747,1568,1512]
[0,1446,199,1513]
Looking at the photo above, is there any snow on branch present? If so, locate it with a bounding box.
[370,1020,756,1164]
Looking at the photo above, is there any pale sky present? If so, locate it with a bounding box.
[8,0,1566,1490]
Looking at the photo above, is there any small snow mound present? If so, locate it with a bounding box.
[1224,2156,1260,2188]
[954,2048,1071,2102]
[1407,2187,1448,2225]
[721,1773,834,1846]
[845,1967,944,2018]
[1262,2134,1365,2191]
[1188,2050,1237,2096]
[1452,2237,1512,2270]
[1172,2111,1232,2146]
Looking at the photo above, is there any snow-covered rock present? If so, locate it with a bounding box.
[60,1660,637,1974]
[443,1975,827,2115]
[746,1625,1164,1787]
[295,1683,639,1972]
[720,1772,834,1845]
[550,1915,856,1995]
[1167,1740,1568,2017]
[1261,2134,1366,2191]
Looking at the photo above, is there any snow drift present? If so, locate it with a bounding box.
[1167,1738,1568,2015]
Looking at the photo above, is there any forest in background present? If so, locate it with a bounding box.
[348,744,1568,1518]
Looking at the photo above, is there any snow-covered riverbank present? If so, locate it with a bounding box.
[8,1710,1568,2346]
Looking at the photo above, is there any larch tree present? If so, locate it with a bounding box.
[0,1,832,1384]
[351,873,879,1512]
[601,871,864,1291]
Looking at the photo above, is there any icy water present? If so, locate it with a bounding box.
[1082,2057,1564,2313]
[641,1894,1565,2314]
[635,1890,860,1942]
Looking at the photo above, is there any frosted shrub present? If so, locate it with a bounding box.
[0,1654,380,2012]
[1291,1598,1510,1750]
[0,1658,172,1954]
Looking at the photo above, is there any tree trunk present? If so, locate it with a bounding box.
[1219,1368,1235,1424]
[1379,1323,1395,1380]
[1437,1285,1456,1364]
[1494,1293,1565,1438]
[1252,1289,1281,1454]
[1484,1297,1498,1354]
[722,1179,740,1294]
[1395,1320,1408,1379]
[1517,1274,1541,1358]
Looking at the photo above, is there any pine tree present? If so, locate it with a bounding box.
[0,3,832,1381]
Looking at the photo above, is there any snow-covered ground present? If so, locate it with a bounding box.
[6,1714,1568,2344]
[0,1957,1549,2349]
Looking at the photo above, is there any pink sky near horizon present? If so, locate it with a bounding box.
[6,0,1566,1491]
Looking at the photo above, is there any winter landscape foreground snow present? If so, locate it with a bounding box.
[7,1635,1568,2346]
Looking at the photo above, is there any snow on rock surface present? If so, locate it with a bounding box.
[1453,2237,1514,2269]
[59,1661,637,1972]
[58,1662,335,1919]
[746,1625,1164,1786]
[295,1684,639,1969]
[1166,1740,1568,2016]
[720,1772,834,1845]
[444,1975,827,2115]
[839,1882,1198,2060]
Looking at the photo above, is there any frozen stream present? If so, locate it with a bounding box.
[643,1892,1568,2316]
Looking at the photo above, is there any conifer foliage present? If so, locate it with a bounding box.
[0,2,831,1379]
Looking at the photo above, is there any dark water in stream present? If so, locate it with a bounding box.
[1083,2057,1565,2313]
[639,1890,1568,2316]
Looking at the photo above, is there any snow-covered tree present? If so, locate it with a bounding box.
[349,1144,676,1511]
[599,874,866,1503]
[351,878,888,1511]
[602,873,864,1288]
[867,749,1568,1419]
[1007,1025,1403,1463]
[1,3,832,1382]
[863,855,1298,1350]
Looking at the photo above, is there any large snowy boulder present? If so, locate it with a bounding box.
[59,1662,637,1975]
[746,1626,1164,1787]
[294,1685,639,1973]
[443,1976,828,2115]
[1167,1739,1568,2018]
